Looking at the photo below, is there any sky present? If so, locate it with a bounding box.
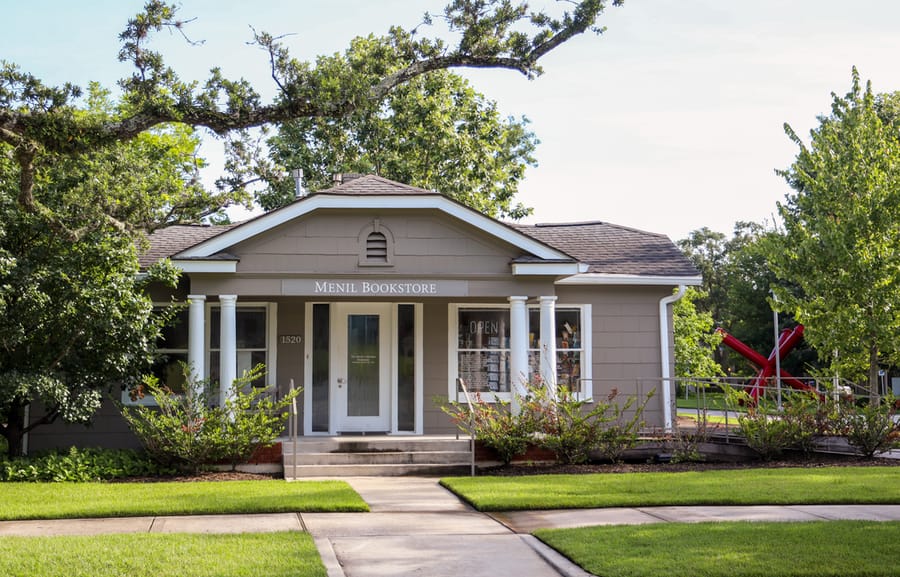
[5,1,900,241]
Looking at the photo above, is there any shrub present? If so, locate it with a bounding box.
[669,409,710,463]
[727,388,801,460]
[0,447,173,482]
[780,391,831,456]
[443,393,540,464]
[838,395,900,458]
[120,365,299,472]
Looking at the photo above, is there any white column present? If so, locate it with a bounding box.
[218,294,238,407]
[539,296,558,397]
[187,294,206,395]
[508,296,529,415]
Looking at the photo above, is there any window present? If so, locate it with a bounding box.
[455,308,511,394]
[152,307,190,393]
[528,307,584,392]
[451,304,591,400]
[209,305,268,387]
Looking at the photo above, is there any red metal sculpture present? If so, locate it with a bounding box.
[716,325,817,401]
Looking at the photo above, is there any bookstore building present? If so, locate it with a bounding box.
[28,174,699,450]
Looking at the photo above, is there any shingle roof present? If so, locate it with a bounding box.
[140,177,697,279]
[138,224,238,268]
[314,174,440,196]
[513,221,698,277]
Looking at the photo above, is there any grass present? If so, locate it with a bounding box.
[0,480,368,520]
[676,411,730,424]
[676,390,731,411]
[0,532,325,577]
[535,521,900,577]
[442,467,900,511]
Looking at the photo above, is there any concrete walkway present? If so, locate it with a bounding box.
[1,477,899,577]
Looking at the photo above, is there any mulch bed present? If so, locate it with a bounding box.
[114,471,281,483]
[479,453,900,476]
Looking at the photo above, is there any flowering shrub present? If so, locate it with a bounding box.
[120,365,299,472]
[443,379,654,465]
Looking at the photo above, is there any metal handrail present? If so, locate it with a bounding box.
[456,377,476,477]
[288,378,298,480]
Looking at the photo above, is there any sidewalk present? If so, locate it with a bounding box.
[1,477,899,577]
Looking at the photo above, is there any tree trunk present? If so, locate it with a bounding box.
[868,338,880,404]
[1,402,27,458]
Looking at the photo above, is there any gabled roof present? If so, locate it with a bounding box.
[513,221,698,277]
[140,175,700,284]
[172,175,571,262]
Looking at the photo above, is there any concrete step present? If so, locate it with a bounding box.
[280,436,471,455]
[284,462,473,478]
[284,450,471,466]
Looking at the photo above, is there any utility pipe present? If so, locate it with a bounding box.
[659,285,687,431]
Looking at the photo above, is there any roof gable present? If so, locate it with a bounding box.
[174,176,570,262]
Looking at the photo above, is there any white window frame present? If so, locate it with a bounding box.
[121,303,190,406]
[206,301,278,390]
[448,302,592,402]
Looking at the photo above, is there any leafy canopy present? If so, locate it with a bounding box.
[768,68,900,392]
[261,70,537,219]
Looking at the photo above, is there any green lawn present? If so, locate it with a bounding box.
[0,532,325,577]
[442,467,900,511]
[0,480,368,520]
[676,390,731,411]
[536,521,900,577]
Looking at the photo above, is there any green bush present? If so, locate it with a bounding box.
[539,387,653,464]
[727,389,801,460]
[0,447,173,482]
[120,365,299,472]
[443,393,540,464]
[838,395,900,458]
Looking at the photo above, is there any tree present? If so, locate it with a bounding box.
[769,69,900,396]
[0,89,197,457]
[0,205,179,457]
[673,287,723,378]
[1,0,624,235]
[261,70,537,218]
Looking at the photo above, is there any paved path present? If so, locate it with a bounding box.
[1,477,900,577]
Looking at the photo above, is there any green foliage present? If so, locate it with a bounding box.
[0,447,172,482]
[673,287,723,378]
[537,386,653,464]
[726,389,801,460]
[443,381,653,465]
[263,71,537,219]
[443,393,539,464]
[769,69,900,392]
[119,366,299,472]
[838,396,900,458]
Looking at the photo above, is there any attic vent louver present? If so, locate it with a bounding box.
[366,231,388,262]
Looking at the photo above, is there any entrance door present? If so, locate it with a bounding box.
[332,303,392,432]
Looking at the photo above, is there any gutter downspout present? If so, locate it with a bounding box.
[659,285,687,431]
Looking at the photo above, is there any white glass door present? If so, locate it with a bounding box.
[333,303,391,432]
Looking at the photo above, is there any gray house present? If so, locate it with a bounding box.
[27,174,699,451]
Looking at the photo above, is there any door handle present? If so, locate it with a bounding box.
[337,377,345,387]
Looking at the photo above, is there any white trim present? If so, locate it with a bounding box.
[391,304,399,434]
[414,302,424,435]
[581,304,593,402]
[170,260,237,273]
[176,195,569,261]
[303,302,316,436]
[556,273,702,286]
[267,302,278,389]
[511,262,585,276]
